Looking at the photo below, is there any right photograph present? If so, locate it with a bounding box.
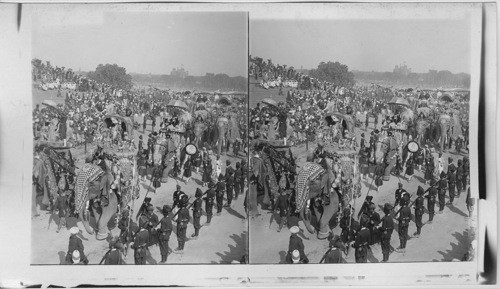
[248,4,477,264]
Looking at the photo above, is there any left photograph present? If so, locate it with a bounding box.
[30,6,249,265]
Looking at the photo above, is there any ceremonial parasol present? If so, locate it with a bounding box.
[262,98,278,107]
[167,99,188,110]
[218,96,231,106]
[387,97,410,107]
[439,93,453,103]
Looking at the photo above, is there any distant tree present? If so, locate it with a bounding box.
[87,63,133,90]
[309,61,355,88]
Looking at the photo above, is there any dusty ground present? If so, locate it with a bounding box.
[31,89,248,264]
[248,83,476,264]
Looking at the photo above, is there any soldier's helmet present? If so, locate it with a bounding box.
[218,173,225,181]
[440,171,446,179]
[383,203,392,214]
[195,188,203,198]
[180,195,189,207]
[369,203,376,211]
[417,186,425,195]
[162,205,172,215]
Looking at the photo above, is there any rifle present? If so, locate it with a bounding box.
[172,191,209,219]
[98,248,113,265]
[393,181,439,217]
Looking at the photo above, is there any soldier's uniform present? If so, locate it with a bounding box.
[353,215,371,263]
[191,188,203,239]
[132,223,149,265]
[174,196,190,253]
[379,204,394,262]
[366,205,381,245]
[448,165,457,205]
[118,209,130,246]
[173,186,186,209]
[339,208,355,244]
[216,174,226,215]
[456,160,464,197]
[322,236,344,263]
[144,205,159,245]
[234,163,242,200]
[462,157,469,191]
[394,184,407,207]
[425,181,438,223]
[203,182,215,224]
[241,159,248,190]
[103,238,123,265]
[397,197,411,252]
[158,205,173,263]
[225,170,234,207]
[438,172,447,212]
[136,197,152,222]
[414,186,425,237]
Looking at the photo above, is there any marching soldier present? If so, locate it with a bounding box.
[225,170,234,207]
[286,226,309,264]
[241,158,248,189]
[438,171,447,213]
[158,205,173,263]
[132,216,150,265]
[145,204,159,245]
[135,197,152,222]
[396,194,411,253]
[462,157,469,191]
[413,186,425,238]
[204,181,216,225]
[102,237,123,265]
[353,215,370,263]
[234,162,242,200]
[216,174,226,215]
[357,195,374,219]
[191,188,203,239]
[118,208,130,254]
[174,195,189,254]
[365,203,381,245]
[448,164,457,205]
[339,207,356,245]
[173,185,186,210]
[321,235,345,263]
[456,159,464,197]
[425,180,438,223]
[394,182,407,208]
[379,203,394,262]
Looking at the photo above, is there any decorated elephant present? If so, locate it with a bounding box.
[32,145,75,216]
[380,133,400,180]
[295,161,340,239]
[73,163,117,240]
[438,114,452,152]
[193,120,208,148]
[74,149,136,240]
[216,117,229,155]
[148,134,178,183]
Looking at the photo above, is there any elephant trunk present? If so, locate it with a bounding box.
[93,193,118,240]
[78,202,95,235]
[300,205,316,234]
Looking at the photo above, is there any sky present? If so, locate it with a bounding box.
[32,11,247,77]
[251,19,471,74]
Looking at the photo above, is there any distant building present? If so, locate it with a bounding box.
[171,65,189,79]
[393,63,411,76]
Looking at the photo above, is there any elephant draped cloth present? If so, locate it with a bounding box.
[74,164,104,214]
[295,163,325,213]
